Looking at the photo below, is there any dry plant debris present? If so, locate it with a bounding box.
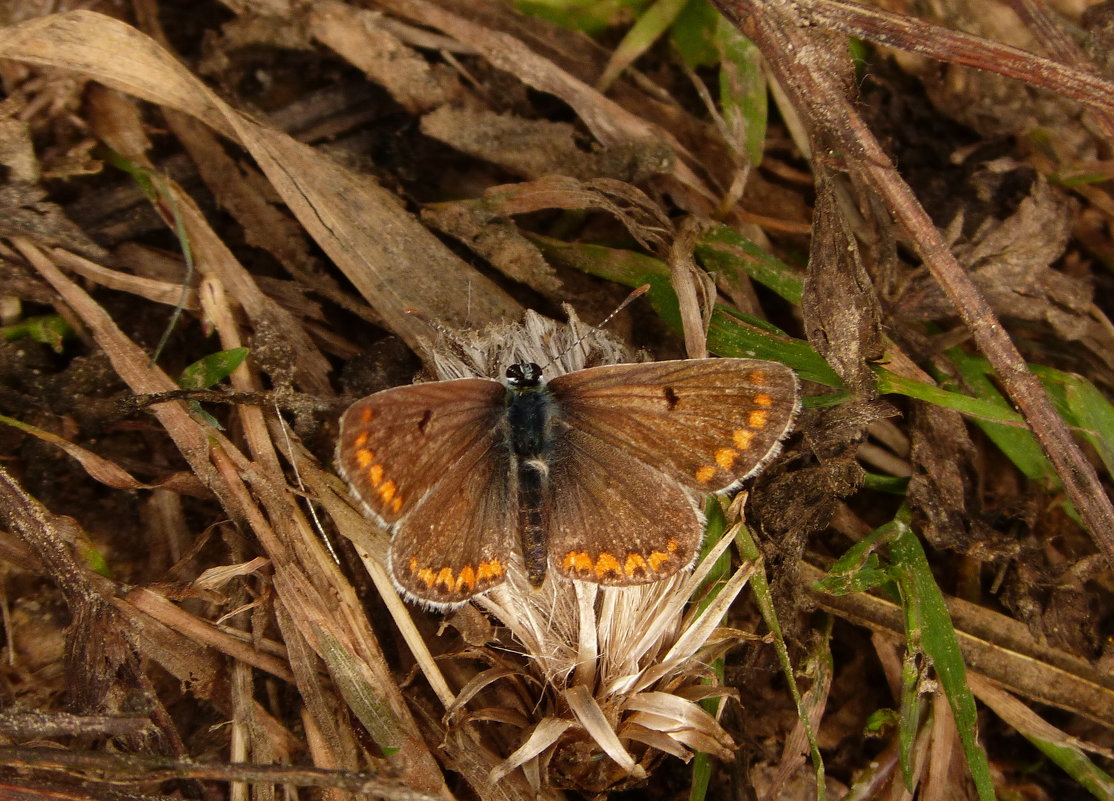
[0,1,1112,799]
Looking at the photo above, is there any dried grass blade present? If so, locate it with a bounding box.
[564,685,642,778]
[448,667,524,719]
[490,717,574,783]
[620,722,693,761]
[625,712,733,761]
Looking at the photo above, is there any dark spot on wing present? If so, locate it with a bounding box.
[663,386,679,410]
[417,409,433,434]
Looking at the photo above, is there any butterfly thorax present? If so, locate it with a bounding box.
[504,362,555,458]
[503,362,558,586]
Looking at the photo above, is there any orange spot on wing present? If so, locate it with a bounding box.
[563,551,594,573]
[458,565,476,592]
[377,479,397,504]
[354,432,369,447]
[477,560,504,581]
[594,552,621,578]
[624,553,648,576]
[695,465,716,484]
[747,370,768,385]
[714,447,738,470]
[753,393,773,408]
[391,496,403,513]
[435,567,454,591]
[648,549,672,571]
[733,429,754,450]
[417,567,436,587]
[368,464,384,486]
[360,407,374,424]
[356,449,374,468]
[748,409,769,429]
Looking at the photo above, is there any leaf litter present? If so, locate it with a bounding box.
[0,1,1112,800]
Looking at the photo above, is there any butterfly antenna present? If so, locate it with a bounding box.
[597,284,650,330]
[542,284,650,370]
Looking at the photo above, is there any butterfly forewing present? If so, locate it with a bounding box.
[337,379,516,605]
[337,379,507,526]
[546,428,702,585]
[548,359,799,496]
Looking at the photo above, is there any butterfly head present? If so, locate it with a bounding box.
[505,362,545,391]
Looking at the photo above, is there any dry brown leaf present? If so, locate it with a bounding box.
[0,184,107,261]
[897,162,1092,341]
[421,202,563,294]
[906,401,1008,555]
[422,174,672,294]
[53,248,199,310]
[0,412,206,495]
[15,235,449,791]
[890,0,1098,158]
[421,107,674,183]
[308,0,463,113]
[0,116,39,182]
[85,85,151,161]
[802,174,884,393]
[968,672,1114,760]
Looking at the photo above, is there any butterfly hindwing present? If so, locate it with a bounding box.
[548,359,799,495]
[388,430,515,606]
[336,379,515,606]
[545,427,703,585]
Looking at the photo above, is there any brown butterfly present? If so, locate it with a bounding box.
[336,358,799,608]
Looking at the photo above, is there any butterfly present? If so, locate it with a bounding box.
[336,358,799,608]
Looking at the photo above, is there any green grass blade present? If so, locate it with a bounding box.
[944,347,1055,482]
[811,523,891,596]
[1022,735,1114,799]
[530,235,839,382]
[177,347,249,429]
[599,0,689,89]
[513,0,636,34]
[178,347,250,390]
[688,498,731,801]
[672,0,720,66]
[316,628,403,756]
[709,309,839,384]
[695,223,804,304]
[736,517,826,800]
[874,367,1028,426]
[817,511,994,798]
[0,314,74,353]
[715,18,767,165]
[1041,367,1114,481]
[888,508,995,801]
